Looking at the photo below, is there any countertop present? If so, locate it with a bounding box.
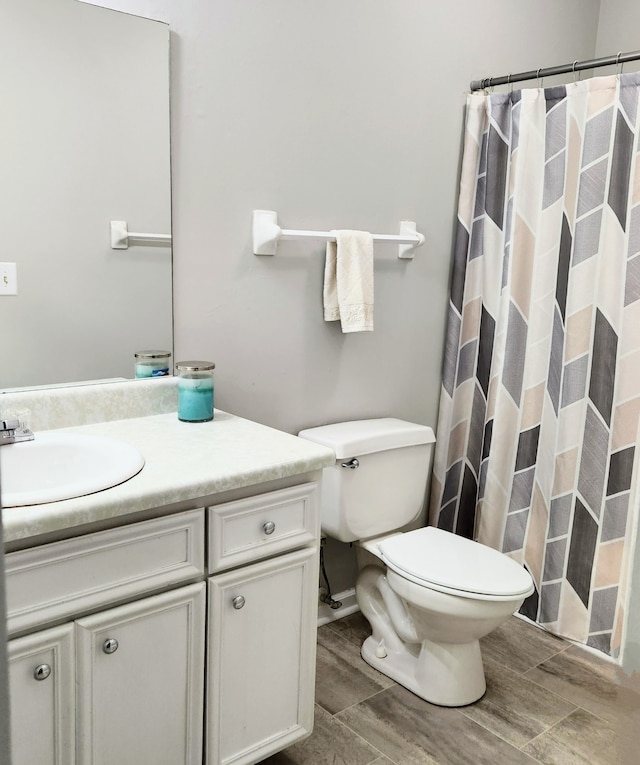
[1,409,335,544]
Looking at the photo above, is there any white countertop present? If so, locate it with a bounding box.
[2,410,335,544]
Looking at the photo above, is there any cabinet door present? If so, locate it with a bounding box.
[8,623,75,765]
[75,582,206,765]
[207,547,318,765]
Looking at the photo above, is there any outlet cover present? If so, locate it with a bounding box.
[0,263,17,295]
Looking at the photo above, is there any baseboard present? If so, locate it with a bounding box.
[317,587,359,626]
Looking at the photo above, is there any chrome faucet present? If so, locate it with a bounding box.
[1,413,34,445]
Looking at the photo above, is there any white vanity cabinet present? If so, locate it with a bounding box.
[8,623,75,765]
[207,548,318,765]
[206,483,320,765]
[6,509,207,765]
[75,583,206,765]
[5,480,321,765]
[9,584,206,765]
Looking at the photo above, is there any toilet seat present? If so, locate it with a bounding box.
[378,527,534,601]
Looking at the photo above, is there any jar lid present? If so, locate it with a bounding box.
[135,350,171,359]
[175,360,215,371]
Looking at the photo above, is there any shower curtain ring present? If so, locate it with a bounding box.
[537,68,543,88]
[616,51,624,75]
[572,60,580,82]
[507,73,513,94]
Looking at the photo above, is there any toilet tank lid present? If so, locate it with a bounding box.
[298,418,435,459]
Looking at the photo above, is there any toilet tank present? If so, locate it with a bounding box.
[298,418,436,543]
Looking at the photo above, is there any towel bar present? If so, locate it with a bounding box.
[252,210,424,259]
[110,220,172,249]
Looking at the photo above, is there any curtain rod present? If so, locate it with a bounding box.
[470,49,640,92]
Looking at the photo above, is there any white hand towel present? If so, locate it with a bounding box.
[323,230,374,333]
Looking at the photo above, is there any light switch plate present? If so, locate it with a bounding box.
[0,262,18,295]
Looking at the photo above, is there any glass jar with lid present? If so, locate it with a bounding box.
[134,350,171,378]
[175,361,215,422]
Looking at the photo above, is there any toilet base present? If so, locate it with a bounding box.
[360,634,486,707]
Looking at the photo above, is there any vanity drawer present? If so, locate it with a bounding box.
[207,483,318,573]
[5,509,205,636]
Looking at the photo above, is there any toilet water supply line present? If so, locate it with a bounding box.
[319,538,342,609]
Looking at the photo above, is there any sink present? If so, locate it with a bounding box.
[1,432,145,508]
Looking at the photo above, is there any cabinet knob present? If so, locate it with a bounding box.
[33,664,51,681]
[102,638,119,654]
[232,595,246,610]
[263,521,276,535]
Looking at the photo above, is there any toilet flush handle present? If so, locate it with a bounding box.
[341,458,359,469]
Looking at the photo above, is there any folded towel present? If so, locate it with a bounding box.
[323,230,374,332]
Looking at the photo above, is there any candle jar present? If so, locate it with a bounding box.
[134,350,171,378]
[176,361,215,422]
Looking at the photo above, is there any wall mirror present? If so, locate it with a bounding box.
[0,0,172,391]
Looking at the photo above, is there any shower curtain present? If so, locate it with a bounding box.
[430,72,640,657]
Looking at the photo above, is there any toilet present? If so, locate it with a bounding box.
[298,418,534,707]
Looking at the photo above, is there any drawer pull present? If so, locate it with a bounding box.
[33,664,51,681]
[232,595,246,610]
[262,521,276,536]
[102,638,119,655]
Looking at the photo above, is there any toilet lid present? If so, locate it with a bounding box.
[378,527,534,598]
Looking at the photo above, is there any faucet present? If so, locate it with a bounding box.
[1,413,34,445]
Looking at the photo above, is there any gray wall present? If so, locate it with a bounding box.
[596,0,640,61]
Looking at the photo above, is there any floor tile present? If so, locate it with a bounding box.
[523,644,640,724]
[480,616,568,674]
[336,684,538,765]
[259,704,383,765]
[270,611,639,764]
[323,611,371,648]
[315,625,394,715]
[521,707,617,765]
[613,671,640,765]
[460,657,577,747]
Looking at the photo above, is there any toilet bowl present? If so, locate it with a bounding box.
[298,418,534,707]
[357,527,534,706]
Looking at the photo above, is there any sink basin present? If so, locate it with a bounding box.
[1,432,145,508]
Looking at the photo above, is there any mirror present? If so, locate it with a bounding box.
[0,0,172,390]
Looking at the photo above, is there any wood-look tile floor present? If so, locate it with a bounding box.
[261,612,640,765]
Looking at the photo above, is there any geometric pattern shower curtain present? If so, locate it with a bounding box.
[430,72,640,658]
